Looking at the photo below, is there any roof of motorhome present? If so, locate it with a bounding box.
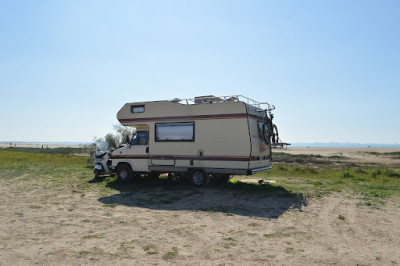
[117,95,273,126]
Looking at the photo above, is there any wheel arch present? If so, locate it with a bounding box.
[115,160,134,171]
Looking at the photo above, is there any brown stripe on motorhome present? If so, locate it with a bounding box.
[161,155,253,161]
[118,113,250,123]
[112,154,261,161]
[112,155,149,160]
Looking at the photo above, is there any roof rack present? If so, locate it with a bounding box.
[170,95,275,111]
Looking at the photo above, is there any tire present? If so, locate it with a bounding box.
[94,169,101,179]
[191,170,209,187]
[117,164,133,182]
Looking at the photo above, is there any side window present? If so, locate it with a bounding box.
[130,105,145,113]
[130,131,149,145]
[155,122,194,142]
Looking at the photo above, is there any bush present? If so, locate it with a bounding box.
[342,171,354,178]
[88,124,135,165]
[94,124,135,151]
[370,168,400,179]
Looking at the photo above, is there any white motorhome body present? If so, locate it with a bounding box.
[111,95,274,185]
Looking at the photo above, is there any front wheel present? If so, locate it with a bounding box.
[191,171,209,187]
[117,164,133,182]
[94,169,101,179]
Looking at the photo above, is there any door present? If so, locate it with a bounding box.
[126,130,149,171]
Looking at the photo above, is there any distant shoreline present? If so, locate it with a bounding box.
[0,141,92,147]
[0,142,91,149]
[290,143,400,148]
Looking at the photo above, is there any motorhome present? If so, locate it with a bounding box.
[111,95,277,186]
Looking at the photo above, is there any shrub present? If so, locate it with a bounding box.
[342,171,354,178]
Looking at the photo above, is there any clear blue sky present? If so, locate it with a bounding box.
[1,0,399,143]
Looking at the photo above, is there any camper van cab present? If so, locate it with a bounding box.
[111,95,275,186]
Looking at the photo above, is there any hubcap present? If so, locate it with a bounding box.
[120,170,128,180]
[192,172,204,185]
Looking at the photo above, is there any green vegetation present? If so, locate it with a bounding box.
[143,245,159,255]
[0,146,89,155]
[222,236,237,248]
[263,227,305,238]
[0,146,95,166]
[255,164,400,199]
[0,149,87,171]
[366,151,400,160]
[82,233,105,239]
[119,241,136,252]
[79,250,90,256]
[273,152,355,169]
[0,148,399,210]
[94,124,134,150]
[162,247,178,260]
[0,149,108,202]
[272,152,341,166]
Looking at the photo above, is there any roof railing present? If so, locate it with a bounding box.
[170,95,274,111]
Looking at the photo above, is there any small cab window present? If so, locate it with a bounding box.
[131,105,145,113]
[130,130,149,145]
[155,122,194,141]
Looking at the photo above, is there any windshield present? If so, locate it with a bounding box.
[96,141,109,153]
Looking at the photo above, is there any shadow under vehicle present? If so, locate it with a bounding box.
[98,177,307,219]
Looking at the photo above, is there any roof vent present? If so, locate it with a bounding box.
[194,95,223,104]
[170,98,181,103]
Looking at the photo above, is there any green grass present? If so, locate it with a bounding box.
[82,233,105,239]
[0,150,103,202]
[162,247,178,260]
[79,250,90,256]
[272,152,343,166]
[273,152,369,169]
[0,146,89,155]
[263,227,305,238]
[366,151,400,160]
[0,150,86,169]
[252,164,400,204]
[142,245,159,255]
[1,149,399,210]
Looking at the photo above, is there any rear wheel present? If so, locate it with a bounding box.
[117,164,133,182]
[191,170,209,187]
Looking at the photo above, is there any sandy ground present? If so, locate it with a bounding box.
[0,147,399,265]
[282,147,400,156]
[0,180,399,265]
